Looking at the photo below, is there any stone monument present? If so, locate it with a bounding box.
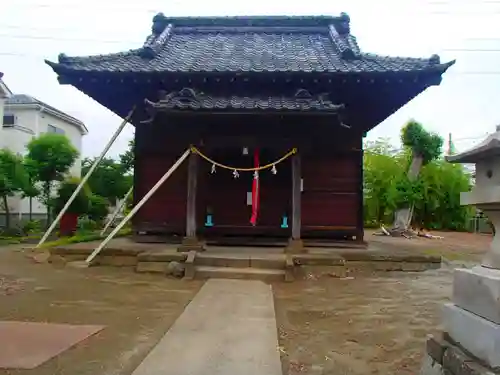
[420,126,500,375]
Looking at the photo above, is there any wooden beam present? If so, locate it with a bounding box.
[186,152,198,238]
[357,140,365,242]
[291,152,302,240]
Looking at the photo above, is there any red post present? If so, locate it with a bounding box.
[60,213,78,236]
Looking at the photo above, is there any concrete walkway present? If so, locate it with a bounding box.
[131,279,283,375]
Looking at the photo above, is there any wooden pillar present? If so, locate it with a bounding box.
[356,138,365,243]
[179,152,204,252]
[286,151,305,253]
[186,152,198,238]
[291,153,301,240]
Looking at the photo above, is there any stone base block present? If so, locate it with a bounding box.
[285,239,306,254]
[453,266,500,324]
[482,251,500,270]
[443,303,500,368]
[177,236,205,253]
[420,354,444,375]
[421,334,498,375]
[66,260,90,269]
[183,251,196,280]
[136,262,167,274]
[284,256,295,282]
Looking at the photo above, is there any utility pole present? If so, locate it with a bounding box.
[447,132,453,156]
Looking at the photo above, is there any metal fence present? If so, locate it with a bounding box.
[468,216,493,234]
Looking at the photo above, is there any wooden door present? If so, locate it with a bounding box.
[198,148,291,237]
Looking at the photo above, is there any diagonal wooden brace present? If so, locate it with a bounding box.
[85,148,192,264]
[36,107,136,248]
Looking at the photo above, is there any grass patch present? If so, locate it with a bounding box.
[0,238,22,246]
[0,234,48,246]
[0,235,43,246]
[39,228,132,248]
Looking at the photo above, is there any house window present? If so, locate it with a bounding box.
[2,114,15,127]
[47,124,65,135]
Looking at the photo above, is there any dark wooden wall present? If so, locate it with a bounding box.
[132,115,363,240]
[133,153,187,234]
[302,153,358,229]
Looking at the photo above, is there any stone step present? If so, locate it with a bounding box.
[195,254,284,269]
[195,266,285,282]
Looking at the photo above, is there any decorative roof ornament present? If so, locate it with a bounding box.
[337,12,351,35]
[429,54,441,64]
[294,89,313,100]
[328,12,361,60]
[151,13,168,35]
[144,88,346,113]
[140,13,174,58]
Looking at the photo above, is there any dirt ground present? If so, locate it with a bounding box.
[274,230,491,375]
[366,229,491,263]
[274,268,452,375]
[0,245,203,375]
[0,230,492,375]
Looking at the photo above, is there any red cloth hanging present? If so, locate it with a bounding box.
[250,148,260,226]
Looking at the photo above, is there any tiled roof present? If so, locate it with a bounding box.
[144,88,345,112]
[6,94,88,134]
[446,129,500,164]
[45,14,454,75]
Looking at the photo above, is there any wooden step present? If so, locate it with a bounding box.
[205,238,285,247]
[305,240,367,249]
[195,254,284,270]
[195,266,285,282]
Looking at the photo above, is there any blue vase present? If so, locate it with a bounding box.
[281,215,288,228]
[205,214,213,227]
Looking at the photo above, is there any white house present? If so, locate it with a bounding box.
[1,91,87,224]
[0,73,13,139]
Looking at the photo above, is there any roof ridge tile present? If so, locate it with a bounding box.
[44,14,455,76]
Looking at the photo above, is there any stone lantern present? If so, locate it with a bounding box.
[420,126,500,374]
[447,125,500,269]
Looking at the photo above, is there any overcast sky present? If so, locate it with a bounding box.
[2,0,500,158]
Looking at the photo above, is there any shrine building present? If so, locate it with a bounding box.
[46,14,454,249]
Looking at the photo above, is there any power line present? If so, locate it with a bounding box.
[446,48,500,52]
[3,25,500,46]
[0,33,142,44]
[3,33,500,54]
[6,1,500,14]
[453,134,491,142]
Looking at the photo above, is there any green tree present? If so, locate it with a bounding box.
[363,139,406,226]
[87,194,109,224]
[21,159,40,221]
[119,139,135,173]
[412,159,472,230]
[53,177,91,215]
[82,157,132,204]
[0,149,28,229]
[392,120,443,231]
[25,133,79,224]
[363,136,472,232]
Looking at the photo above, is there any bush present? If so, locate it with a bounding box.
[40,227,132,248]
[0,226,24,237]
[53,177,91,216]
[77,218,100,232]
[22,220,42,234]
[87,194,109,223]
